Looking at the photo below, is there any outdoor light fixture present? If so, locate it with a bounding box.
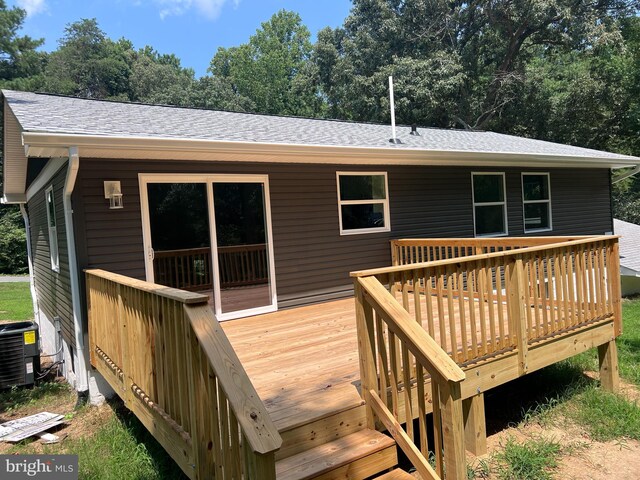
[103,181,124,209]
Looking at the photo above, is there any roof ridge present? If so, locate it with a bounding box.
[1,88,471,133]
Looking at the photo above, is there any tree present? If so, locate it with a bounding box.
[129,47,196,105]
[210,10,321,116]
[0,1,44,275]
[44,19,132,99]
[0,207,26,274]
[314,0,638,129]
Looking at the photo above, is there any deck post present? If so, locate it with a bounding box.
[610,240,623,336]
[390,240,399,266]
[598,340,620,392]
[463,393,487,456]
[439,380,466,480]
[243,445,277,480]
[508,257,529,375]
[354,278,378,430]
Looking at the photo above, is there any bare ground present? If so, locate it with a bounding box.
[409,374,640,480]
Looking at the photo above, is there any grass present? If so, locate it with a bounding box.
[8,401,186,480]
[570,296,640,385]
[569,386,640,441]
[477,296,640,478]
[0,381,72,413]
[0,282,33,321]
[494,437,561,480]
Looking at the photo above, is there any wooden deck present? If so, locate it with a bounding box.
[222,293,515,433]
[86,235,622,480]
[223,298,364,433]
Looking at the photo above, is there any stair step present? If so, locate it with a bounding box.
[277,403,366,460]
[376,469,415,479]
[276,429,398,480]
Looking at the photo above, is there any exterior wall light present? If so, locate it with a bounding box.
[103,181,124,209]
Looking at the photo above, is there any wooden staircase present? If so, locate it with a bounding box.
[273,392,408,480]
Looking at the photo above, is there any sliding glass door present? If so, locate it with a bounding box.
[141,174,277,320]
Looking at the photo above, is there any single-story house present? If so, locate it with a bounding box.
[2,89,638,479]
[614,218,640,296]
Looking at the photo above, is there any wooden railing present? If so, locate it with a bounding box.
[391,236,592,266]
[154,247,213,292]
[217,244,268,288]
[354,276,467,480]
[353,235,621,479]
[153,244,268,292]
[86,269,281,480]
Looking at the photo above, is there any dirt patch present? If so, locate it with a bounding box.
[409,379,640,479]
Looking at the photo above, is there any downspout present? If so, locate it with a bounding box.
[63,147,89,394]
[19,204,40,327]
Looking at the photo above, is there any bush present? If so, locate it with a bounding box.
[0,206,28,274]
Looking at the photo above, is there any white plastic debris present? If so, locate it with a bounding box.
[0,412,65,442]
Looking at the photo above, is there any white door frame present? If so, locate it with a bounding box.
[139,173,278,321]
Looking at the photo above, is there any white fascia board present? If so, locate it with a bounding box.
[1,193,27,204]
[22,132,640,169]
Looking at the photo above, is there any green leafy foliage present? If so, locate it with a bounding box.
[1,4,640,275]
[210,10,321,116]
[0,206,27,274]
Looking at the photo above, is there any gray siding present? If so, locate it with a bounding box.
[27,163,75,346]
[73,160,613,308]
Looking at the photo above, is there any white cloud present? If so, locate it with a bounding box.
[154,0,240,20]
[16,0,47,16]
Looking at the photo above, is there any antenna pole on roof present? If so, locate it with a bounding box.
[388,76,401,144]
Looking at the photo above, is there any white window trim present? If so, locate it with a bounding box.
[138,173,278,322]
[336,171,391,235]
[471,172,508,238]
[45,185,60,272]
[522,172,553,233]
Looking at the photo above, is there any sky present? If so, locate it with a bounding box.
[8,0,354,76]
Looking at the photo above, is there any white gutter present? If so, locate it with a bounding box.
[63,147,89,393]
[20,132,640,169]
[19,204,40,329]
[613,165,640,183]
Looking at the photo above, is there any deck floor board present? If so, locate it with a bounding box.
[222,293,576,433]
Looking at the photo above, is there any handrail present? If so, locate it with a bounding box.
[186,302,281,454]
[86,269,281,479]
[354,273,467,479]
[153,246,211,257]
[352,235,621,479]
[357,276,465,385]
[85,268,209,304]
[392,236,591,246]
[354,235,620,278]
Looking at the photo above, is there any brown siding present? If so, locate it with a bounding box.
[73,160,613,308]
[27,163,75,346]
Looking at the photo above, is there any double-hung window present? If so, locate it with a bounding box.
[337,172,390,235]
[45,186,59,272]
[522,173,552,232]
[472,173,508,237]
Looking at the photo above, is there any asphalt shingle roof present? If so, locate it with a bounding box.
[4,89,638,162]
[614,219,640,274]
